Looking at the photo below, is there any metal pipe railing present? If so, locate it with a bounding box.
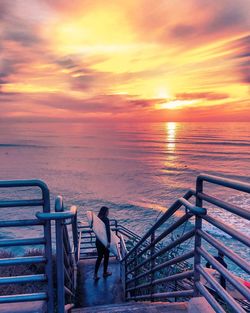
[0,199,44,208]
[126,270,194,292]
[0,256,46,266]
[196,192,250,219]
[0,237,46,247]
[197,247,250,301]
[195,281,226,313]
[197,230,250,274]
[36,195,79,313]
[0,293,47,304]
[0,219,44,227]
[128,289,194,301]
[196,173,250,193]
[202,214,250,247]
[126,228,195,276]
[55,196,66,313]
[123,197,202,301]
[194,174,250,309]
[126,250,195,285]
[126,213,193,266]
[122,189,196,261]
[197,265,245,313]
[0,179,54,312]
[3,175,247,311]
[121,174,250,311]
[0,274,46,285]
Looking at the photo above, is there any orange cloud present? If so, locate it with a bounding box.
[0,0,249,121]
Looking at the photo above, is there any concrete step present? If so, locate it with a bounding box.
[76,258,124,307]
[72,301,188,313]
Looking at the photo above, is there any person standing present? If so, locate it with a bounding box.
[94,206,112,280]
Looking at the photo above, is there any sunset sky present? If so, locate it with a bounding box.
[0,0,250,122]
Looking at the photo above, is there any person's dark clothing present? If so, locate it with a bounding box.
[206,256,227,289]
[101,216,111,244]
[95,239,110,274]
[94,216,111,275]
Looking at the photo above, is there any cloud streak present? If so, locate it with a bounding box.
[1,0,249,121]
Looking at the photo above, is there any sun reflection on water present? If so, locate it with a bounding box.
[166,122,176,152]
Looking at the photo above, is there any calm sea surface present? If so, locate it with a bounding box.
[0,122,249,277]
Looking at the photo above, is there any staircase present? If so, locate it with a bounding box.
[76,174,250,313]
[72,259,214,313]
[73,258,190,312]
[0,174,249,313]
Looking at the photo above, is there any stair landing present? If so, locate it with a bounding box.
[76,258,124,308]
[74,258,215,313]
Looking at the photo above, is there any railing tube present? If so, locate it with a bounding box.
[134,248,138,298]
[193,177,203,296]
[115,220,118,236]
[150,231,155,301]
[55,196,65,313]
[124,258,127,299]
[71,206,79,261]
[41,186,54,312]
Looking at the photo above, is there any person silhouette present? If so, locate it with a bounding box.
[94,206,112,280]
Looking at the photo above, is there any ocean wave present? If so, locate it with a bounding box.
[0,143,48,148]
[182,141,250,146]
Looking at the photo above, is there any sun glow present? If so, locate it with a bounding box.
[156,100,199,110]
[156,87,171,99]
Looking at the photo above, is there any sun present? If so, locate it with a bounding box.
[156,87,171,99]
[155,99,199,110]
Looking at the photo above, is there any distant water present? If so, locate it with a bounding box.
[0,122,249,277]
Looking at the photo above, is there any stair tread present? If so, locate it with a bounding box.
[72,301,188,313]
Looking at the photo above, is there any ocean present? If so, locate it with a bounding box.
[0,122,249,278]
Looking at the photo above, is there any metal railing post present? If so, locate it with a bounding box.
[71,207,78,261]
[41,183,54,313]
[115,220,118,236]
[55,197,65,313]
[134,248,138,298]
[123,258,127,299]
[193,177,203,296]
[150,231,155,301]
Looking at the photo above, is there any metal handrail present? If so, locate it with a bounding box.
[197,265,245,313]
[51,196,79,313]
[36,209,76,220]
[197,247,250,301]
[2,176,248,312]
[0,179,54,312]
[126,213,193,267]
[196,192,249,219]
[122,197,203,299]
[193,174,250,312]
[122,189,195,261]
[78,218,141,259]
[35,195,79,313]
[197,173,250,193]
[121,174,250,313]
[197,230,250,274]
